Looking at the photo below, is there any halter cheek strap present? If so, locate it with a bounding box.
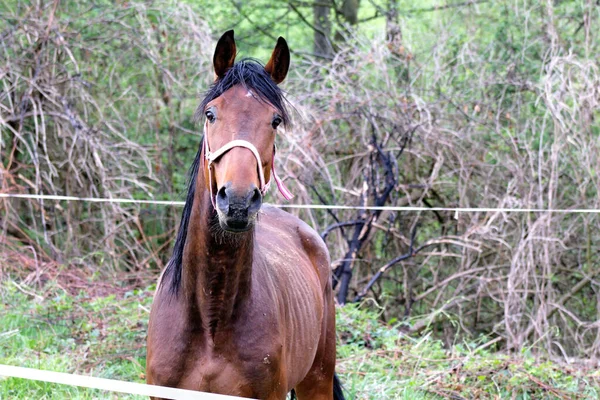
[203,121,293,208]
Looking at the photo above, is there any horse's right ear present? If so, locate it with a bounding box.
[213,30,236,80]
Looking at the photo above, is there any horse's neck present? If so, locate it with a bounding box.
[182,174,254,336]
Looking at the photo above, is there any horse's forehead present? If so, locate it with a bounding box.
[217,86,272,113]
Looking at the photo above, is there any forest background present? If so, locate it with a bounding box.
[1,0,600,398]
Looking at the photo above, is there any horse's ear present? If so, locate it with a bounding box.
[265,37,290,85]
[213,30,236,80]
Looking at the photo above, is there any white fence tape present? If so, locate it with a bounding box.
[0,193,186,206]
[0,364,250,399]
[1,192,599,214]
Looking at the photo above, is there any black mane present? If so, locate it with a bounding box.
[162,59,289,295]
[162,147,201,295]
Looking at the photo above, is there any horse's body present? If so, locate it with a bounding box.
[146,31,343,400]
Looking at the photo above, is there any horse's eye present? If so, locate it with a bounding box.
[205,110,215,123]
[272,116,282,129]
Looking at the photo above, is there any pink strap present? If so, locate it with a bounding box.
[271,145,293,200]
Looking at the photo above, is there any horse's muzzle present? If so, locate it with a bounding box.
[215,183,262,232]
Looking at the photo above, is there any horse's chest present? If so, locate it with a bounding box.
[148,325,286,398]
[178,345,285,397]
[177,355,264,397]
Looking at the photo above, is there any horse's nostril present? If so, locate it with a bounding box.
[251,188,261,204]
[216,186,229,214]
[248,187,262,214]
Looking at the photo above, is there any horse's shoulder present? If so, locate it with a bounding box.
[261,204,331,285]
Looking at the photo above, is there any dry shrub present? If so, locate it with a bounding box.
[1,1,212,272]
[278,2,600,359]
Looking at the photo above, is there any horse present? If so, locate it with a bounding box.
[146,30,345,400]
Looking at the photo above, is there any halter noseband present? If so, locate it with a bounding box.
[203,121,293,207]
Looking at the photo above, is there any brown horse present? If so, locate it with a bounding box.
[146,31,345,400]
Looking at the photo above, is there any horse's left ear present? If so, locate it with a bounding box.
[265,37,290,85]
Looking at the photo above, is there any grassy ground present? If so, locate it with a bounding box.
[1,278,599,399]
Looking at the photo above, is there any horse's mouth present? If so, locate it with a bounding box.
[218,217,255,233]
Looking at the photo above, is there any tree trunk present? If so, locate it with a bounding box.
[334,0,360,43]
[386,0,400,43]
[340,0,360,24]
[313,2,333,57]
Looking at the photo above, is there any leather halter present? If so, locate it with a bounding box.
[203,120,293,208]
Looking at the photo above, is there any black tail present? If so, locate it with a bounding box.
[289,373,345,399]
[333,373,345,400]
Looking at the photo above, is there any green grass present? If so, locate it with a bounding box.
[336,304,600,399]
[0,280,151,399]
[1,279,599,399]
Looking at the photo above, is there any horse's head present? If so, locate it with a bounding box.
[201,30,290,232]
